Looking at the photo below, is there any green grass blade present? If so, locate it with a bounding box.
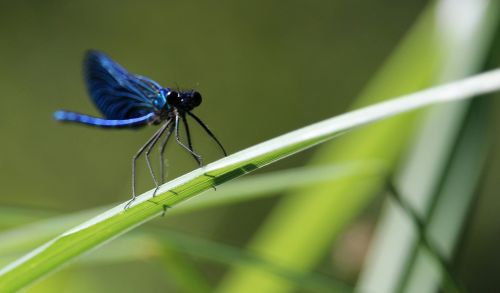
[1,68,500,291]
[357,1,498,292]
[402,98,492,292]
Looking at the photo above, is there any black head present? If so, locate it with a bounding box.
[166,90,202,112]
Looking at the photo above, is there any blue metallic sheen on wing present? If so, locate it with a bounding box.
[53,110,155,128]
[84,50,167,120]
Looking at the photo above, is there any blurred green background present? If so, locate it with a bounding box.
[0,0,499,292]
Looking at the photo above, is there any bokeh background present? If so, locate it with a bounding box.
[0,0,499,292]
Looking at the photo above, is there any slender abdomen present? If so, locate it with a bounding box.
[53,111,155,128]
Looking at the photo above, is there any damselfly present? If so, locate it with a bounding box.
[54,50,227,208]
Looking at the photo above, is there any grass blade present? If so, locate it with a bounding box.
[403,98,492,292]
[357,1,498,292]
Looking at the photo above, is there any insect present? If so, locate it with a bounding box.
[54,50,227,208]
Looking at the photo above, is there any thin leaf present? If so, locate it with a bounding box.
[403,97,492,292]
[357,0,499,292]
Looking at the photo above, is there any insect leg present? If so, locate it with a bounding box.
[174,114,203,166]
[145,121,172,197]
[181,114,202,164]
[187,111,227,156]
[126,126,166,210]
[159,124,175,184]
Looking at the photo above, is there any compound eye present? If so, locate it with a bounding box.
[191,91,202,107]
[167,91,180,106]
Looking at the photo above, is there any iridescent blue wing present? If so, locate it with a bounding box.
[84,50,165,120]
